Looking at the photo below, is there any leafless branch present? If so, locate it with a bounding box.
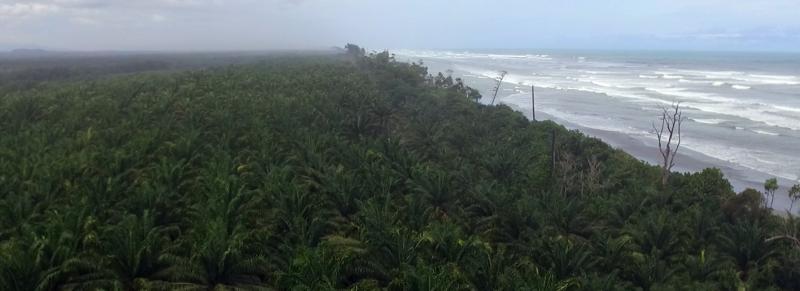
[766,235,800,248]
[490,70,507,106]
[653,102,685,186]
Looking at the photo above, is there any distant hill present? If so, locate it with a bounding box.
[10,48,48,54]
[0,48,55,59]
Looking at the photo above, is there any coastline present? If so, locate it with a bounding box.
[397,51,799,213]
[502,101,797,213]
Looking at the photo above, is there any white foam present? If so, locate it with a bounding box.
[645,87,737,103]
[488,54,527,59]
[750,74,799,82]
[732,85,751,90]
[683,102,800,131]
[679,79,714,84]
[531,107,650,136]
[692,118,727,125]
[508,101,800,181]
[412,50,800,133]
[640,87,800,131]
[673,69,744,79]
[584,79,638,89]
[573,86,673,105]
[752,129,779,136]
[774,105,800,113]
[669,69,800,85]
[751,74,796,80]
[583,70,617,75]
[394,50,554,61]
[680,139,799,181]
[732,74,800,85]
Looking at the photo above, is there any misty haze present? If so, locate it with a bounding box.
[1,1,799,290]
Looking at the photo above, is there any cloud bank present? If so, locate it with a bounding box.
[1,0,798,51]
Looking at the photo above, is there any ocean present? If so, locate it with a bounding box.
[395,49,800,211]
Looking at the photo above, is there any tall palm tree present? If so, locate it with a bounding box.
[0,243,55,291]
[626,251,677,291]
[61,211,176,290]
[535,237,597,280]
[719,220,777,282]
[160,219,270,290]
[629,211,685,260]
[388,263,472,291]
[0,206,94,291]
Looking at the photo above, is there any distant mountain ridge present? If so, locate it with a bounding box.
[10,48,48,53]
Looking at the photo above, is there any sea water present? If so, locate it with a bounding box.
[395,49,800,209]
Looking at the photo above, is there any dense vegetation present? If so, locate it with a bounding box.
[0,51,328,91]
[1,45,799,290]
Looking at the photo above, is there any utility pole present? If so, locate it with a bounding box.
[531,85,536,121]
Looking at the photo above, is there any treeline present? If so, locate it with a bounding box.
[0,45,798,290]
[0,51,330,91]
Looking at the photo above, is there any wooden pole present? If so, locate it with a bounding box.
[531,85,536,121]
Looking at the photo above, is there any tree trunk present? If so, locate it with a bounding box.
[770,193,776,209]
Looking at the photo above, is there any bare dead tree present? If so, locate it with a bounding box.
[490,70,508,106]
[766,235,800,248]
[652,102,685,187]
[584,156,603,195]
[556,148,577,196]
[766,214,800,250]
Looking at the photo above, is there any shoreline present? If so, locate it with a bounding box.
[502,102,797,213]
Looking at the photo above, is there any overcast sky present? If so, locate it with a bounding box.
[1,0,799,52]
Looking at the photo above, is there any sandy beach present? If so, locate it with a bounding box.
[398,49,800,214]
[504,98,797,213]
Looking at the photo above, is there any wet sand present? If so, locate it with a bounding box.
[503,102,797,213]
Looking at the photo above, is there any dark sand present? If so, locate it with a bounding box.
[504,103,797,214]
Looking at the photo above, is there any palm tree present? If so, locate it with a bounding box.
[419,222,487,266]
[719,220,777,282]
[276,237,380,291]
[789,184,800,214]
[577,271,629,291]
[539,192,594,239]
[590,234,631,272]
[409,166,460,217]
[626,251,677,291]
[0,206,94,291]
[499,265,576,291]
[160,219,270,290]
[270,182,337,248]
[0,243,55,291]
[389,263,472,291]
[154,159,271,290]
[0,191,38,240]
[356,198,420,277]
[277,247,342,290]
[764,178,779,209]
[460,246,519,291]
[536,238,597,280]
[629,211,685,260]
[62,211,176,290]
[683,250,730,283]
